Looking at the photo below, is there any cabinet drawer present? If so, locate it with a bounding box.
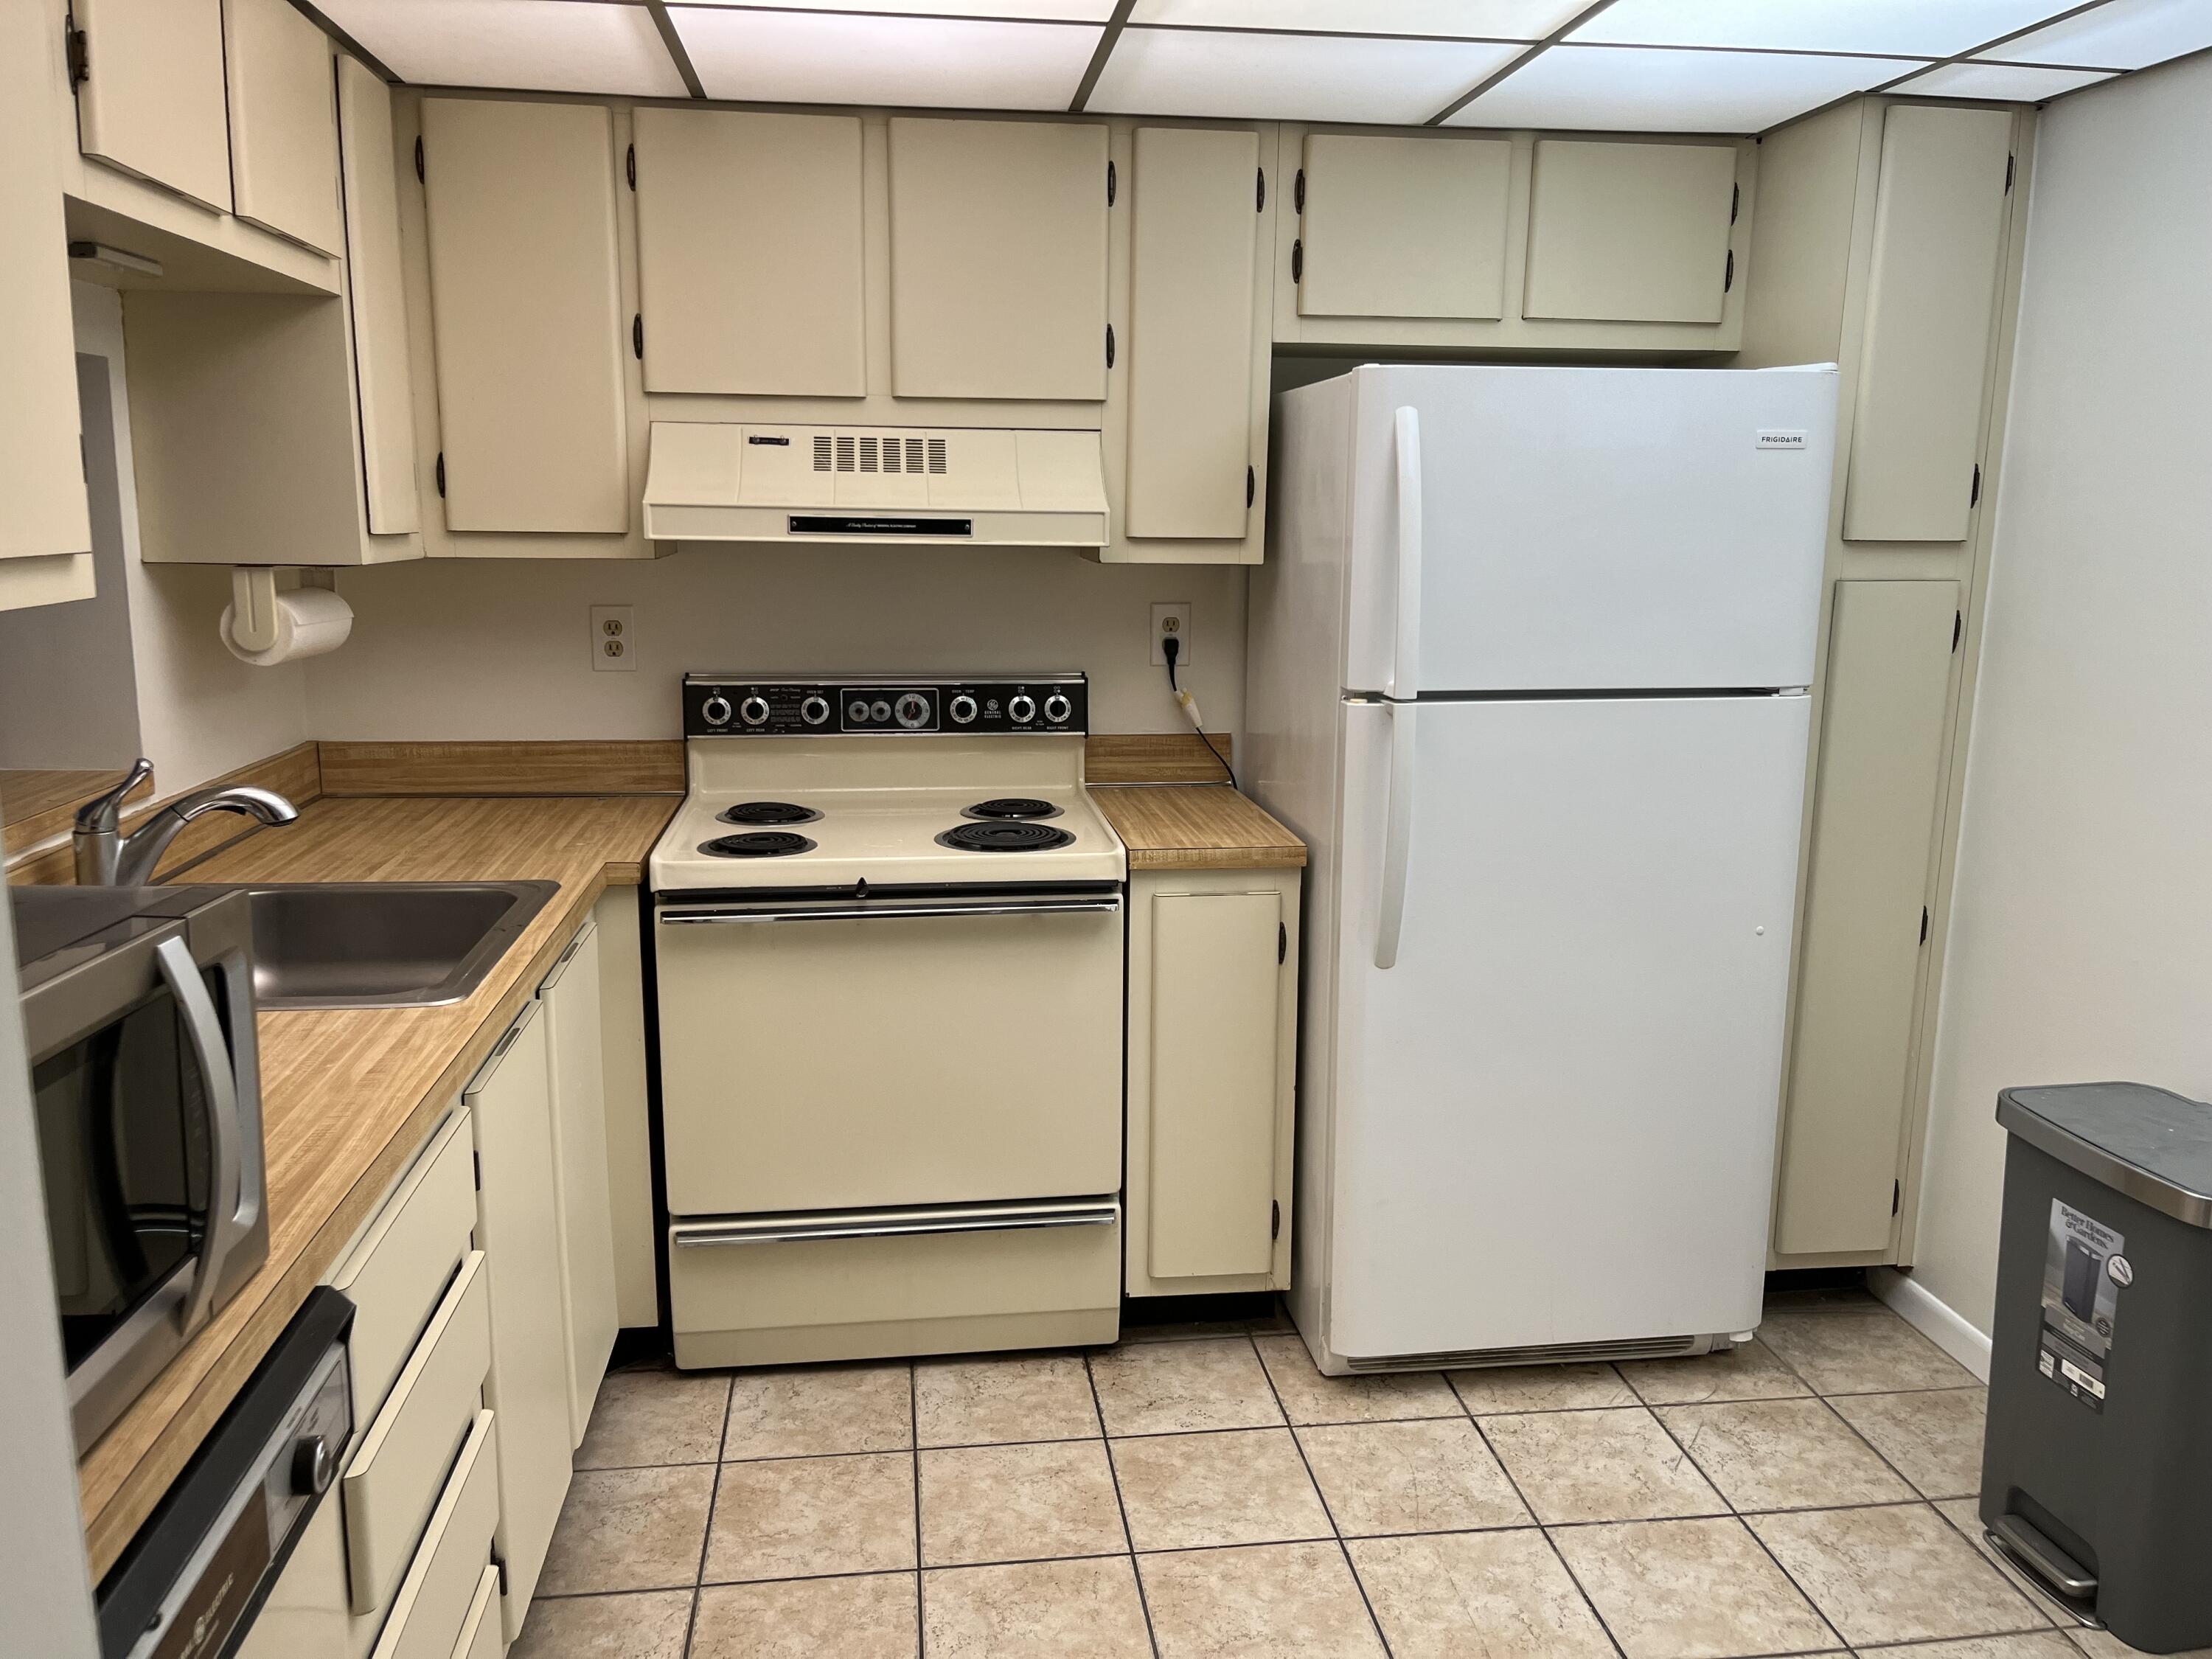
[345,1251,491,1615]
[450,1565,503,1659]
[335,1110,478,1422]
[370,1411,501,1659]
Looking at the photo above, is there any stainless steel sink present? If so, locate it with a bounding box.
[240,881,559,1009]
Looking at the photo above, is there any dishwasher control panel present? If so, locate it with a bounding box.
[684,674,1087,737]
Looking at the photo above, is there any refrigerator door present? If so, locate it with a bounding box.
[1328,693,1809,1360]
[1343,364,1837,696]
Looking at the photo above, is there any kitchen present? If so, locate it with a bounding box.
[1,1,2208,1656]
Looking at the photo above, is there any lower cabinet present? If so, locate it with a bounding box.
[1124,869,1300,1298]
[542,923,619,1447]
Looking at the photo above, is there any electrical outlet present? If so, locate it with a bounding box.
[1151,602,1192,668]
[591,605,636,672]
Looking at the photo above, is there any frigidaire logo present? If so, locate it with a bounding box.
[1756,430,1809,450]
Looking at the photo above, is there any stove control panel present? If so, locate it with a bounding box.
[684,675,1088,737]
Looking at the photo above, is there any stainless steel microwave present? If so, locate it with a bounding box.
[11,886,268,1451]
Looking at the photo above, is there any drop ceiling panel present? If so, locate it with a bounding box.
[1891,61,2118,99]
[675,0,1118,17]
[1978,0,2212,69]
[672,10,1102,108]
[1089,28,1523,122]
[1573,0,2082,58]
[1448,45,1911,133]
[1127,0,1585,38]
[314,0,688,97]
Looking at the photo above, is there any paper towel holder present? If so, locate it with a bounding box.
[225,567,344,661]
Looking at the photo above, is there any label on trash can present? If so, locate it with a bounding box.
[2037,1199,2123,1413]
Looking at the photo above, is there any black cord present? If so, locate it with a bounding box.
[1163,636,1237,789]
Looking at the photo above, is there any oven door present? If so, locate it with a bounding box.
[655,887,1124,1216]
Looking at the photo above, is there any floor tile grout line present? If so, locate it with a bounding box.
[1085,1350,1164,1659]
[1925,1498,2088,1633]
[1467,1406,1631,1659]
[909,1360,925,1655]
[675,1371,737,1659]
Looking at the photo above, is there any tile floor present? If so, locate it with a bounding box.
[509,1290,2150,1659]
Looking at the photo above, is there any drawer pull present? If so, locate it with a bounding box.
[672,1199,1119,1248]
[661,898,1120,925]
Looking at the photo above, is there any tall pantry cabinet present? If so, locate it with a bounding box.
[1741,98,2032,1270]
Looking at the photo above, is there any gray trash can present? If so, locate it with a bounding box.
[1983,1081,2212,1652]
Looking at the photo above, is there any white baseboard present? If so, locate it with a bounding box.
[1871,1267,1992,1382]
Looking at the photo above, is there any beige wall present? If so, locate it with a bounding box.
[1912,53,2212,1335]
[305,549,1245,744]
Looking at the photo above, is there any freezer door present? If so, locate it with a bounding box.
[1343,364,1837,695]
[1328,694,1809,1360]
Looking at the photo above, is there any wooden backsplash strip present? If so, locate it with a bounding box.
[1085,732,1237,785]
[7,742,323,886]
[319,740,686,797]
[1,766,156,857]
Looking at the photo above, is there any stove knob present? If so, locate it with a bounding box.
[291,1435,334,1498]
[870,699,893,723]
[1008,694,1037,724]
[847,698,870,724]
[740,695,771,727]
[701,695,733,728]
[800,695,830,727]
[948,694,978,725]
[1043,693,1072,725]
[894,692,931,729]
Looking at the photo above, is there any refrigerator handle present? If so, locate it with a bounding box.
[1374,700,1417,970]
[1389,406,1423,701]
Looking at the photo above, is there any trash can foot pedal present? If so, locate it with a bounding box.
[1988,1514,2099,1623]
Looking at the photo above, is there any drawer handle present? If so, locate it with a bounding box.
[672,1201,1119,1248]
[661,899,1121,925]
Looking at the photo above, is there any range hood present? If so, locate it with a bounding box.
[643,422,1108,548]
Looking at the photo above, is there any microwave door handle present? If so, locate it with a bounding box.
[157,935,242,1335]
[1374,701,1417,970]
[1388,405,1424,701]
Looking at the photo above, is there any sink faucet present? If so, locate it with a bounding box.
[73,757,300,886]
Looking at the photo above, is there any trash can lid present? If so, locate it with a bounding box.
[1998,1082,2212,1229]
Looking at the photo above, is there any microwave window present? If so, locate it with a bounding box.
[35,984,215,1372]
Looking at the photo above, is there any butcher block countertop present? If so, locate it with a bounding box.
[77,793,676,1578]
[1088,785,1307,870]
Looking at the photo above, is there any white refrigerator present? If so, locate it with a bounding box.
[1247,363,1839,1374]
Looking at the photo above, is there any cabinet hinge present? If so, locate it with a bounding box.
[633,313,644,360]
[1731,181,1740,224]
[1256,167,1265,212]
[1969,463,1982,507]
[65,22,88,87]
[1290,239,1303,283]
[1919,906,1930,946]
[1247,466,1256,510]
[626,142,636,190]
[1293,168,1304,213]
[435,452,446,498]
[414,135,425,184]
[1271,1199,1281,1239]
[1105,323,1115,369]
[1106,159,1116,206]
[1723,247,1736,294]
[1892,1180,1902,1217]
[1278,921,1287,964]
[2005,152,2015,193]
[1952,611,1963,653]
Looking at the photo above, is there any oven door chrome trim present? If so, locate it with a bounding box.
[658,896,1121,925]
[671,1197,1121,1249]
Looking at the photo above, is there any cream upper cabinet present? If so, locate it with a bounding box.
[337,58,420,538]
[72,0,233,211]
[224,0,343,254]
[888,117,1110,401]
[1125,125,1262,543]
[421,98,630,534]
[1775,580,1959,1258]
[633,107,866,397]
[1523,139,1739,324]
[1843,106,2015,544]
[1297,132,1511,320]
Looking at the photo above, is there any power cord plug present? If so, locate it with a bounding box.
[1162,634,1237,789]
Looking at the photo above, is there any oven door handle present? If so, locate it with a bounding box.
[671,1200,1120,1248]
[157,934,243,1336]
[659,898,1121,925]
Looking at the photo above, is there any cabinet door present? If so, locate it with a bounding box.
[633,107,865,397]
[0,0,90,571]
[1148,889,1284,1280]
[73,0,232,210]
[1523,139,1737,324]
[1298,133,1511,321]
[888,117,1109,400]
[466,1001,569,1639]
[543,925,618,1450]
[1843,106,2013,544]
[224,0,342,254]
[421,99,629,533]
[337,58,420,537]
[1775,581,1958,1256]
[1127,126,1260,541]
